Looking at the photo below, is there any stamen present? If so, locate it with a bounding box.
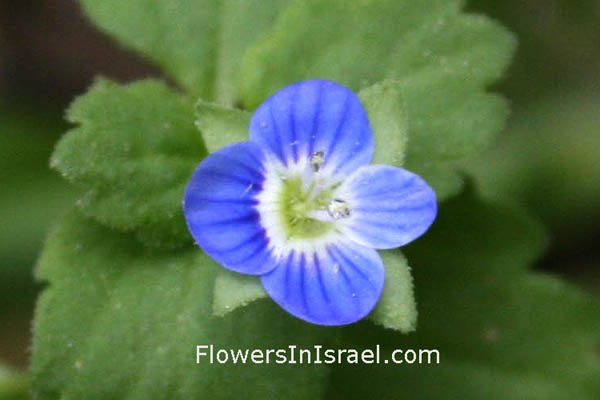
[327,199,351,219]
[310,151,325,172]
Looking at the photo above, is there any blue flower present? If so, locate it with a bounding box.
[184,80,437,326]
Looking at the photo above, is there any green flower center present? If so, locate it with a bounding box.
[278,176,338,239]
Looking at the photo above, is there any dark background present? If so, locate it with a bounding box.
[1,0,599,370]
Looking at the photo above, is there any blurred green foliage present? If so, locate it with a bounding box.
[1,107,69,268]
[0,364,28,400]
[469,0,600,104]
[0,105,76,307]
[0,104,76,398]
[465,92,600,232]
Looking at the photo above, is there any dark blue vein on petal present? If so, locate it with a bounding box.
[314,253,331,304]
[193,211,259,227]
[191,198,259,206]
[269,102,286,165]
[299,253,309,315]
[211,153,266,182]
[290,85,298,163]
[350,178,419,200]
[308,81,324,158]
[314,253,336,320]
[353,204,431,213]
[326,247,361,312]
[207,229,266,255]
[325,93,352,162]
[329,245,371,284]
[350,218,425,230]
[339,267,361,314]
[283,251,294,301]
[225,238,269,266]
[200,171,263,188]
[326,246,356,293]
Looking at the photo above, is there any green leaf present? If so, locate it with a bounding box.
[359,81,408,166]
[327,190,600,398]
[214,0,294,104]
[51,79,204,249]
[241,0,515,199]
[79,0,291,102]
[242,0,514,107]
[194,100,250,152]
[32,212,330,400]
[401,79,509,200]
[407,161,465,202]
[368,250,417,333]
[212,269,266,316]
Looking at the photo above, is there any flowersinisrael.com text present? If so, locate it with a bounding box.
[196,345,440,365]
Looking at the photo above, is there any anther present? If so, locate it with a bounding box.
[310,151,325,172]
[327,199,351,219]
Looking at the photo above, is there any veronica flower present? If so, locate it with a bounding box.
[184,80,436,326]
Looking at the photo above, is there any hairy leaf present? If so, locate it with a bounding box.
[51,79,204,248]
[212,270,265,316]
[359,81,408,166]
[194,100,250,152]
[31,212,330,400]
[368,250,417,333]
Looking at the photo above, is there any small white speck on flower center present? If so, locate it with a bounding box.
[327,199,351,219]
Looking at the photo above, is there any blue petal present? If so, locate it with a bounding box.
[261,240,384,326]
[337,165,437,249]
[184,142,277,275]
[249,80,373,176]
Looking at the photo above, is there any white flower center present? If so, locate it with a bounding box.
[255,151,351,258]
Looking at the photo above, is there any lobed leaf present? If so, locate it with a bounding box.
[32,211,330,400]
[79,0,291,102]
[32,191,600,399]
[52,79,204,248]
